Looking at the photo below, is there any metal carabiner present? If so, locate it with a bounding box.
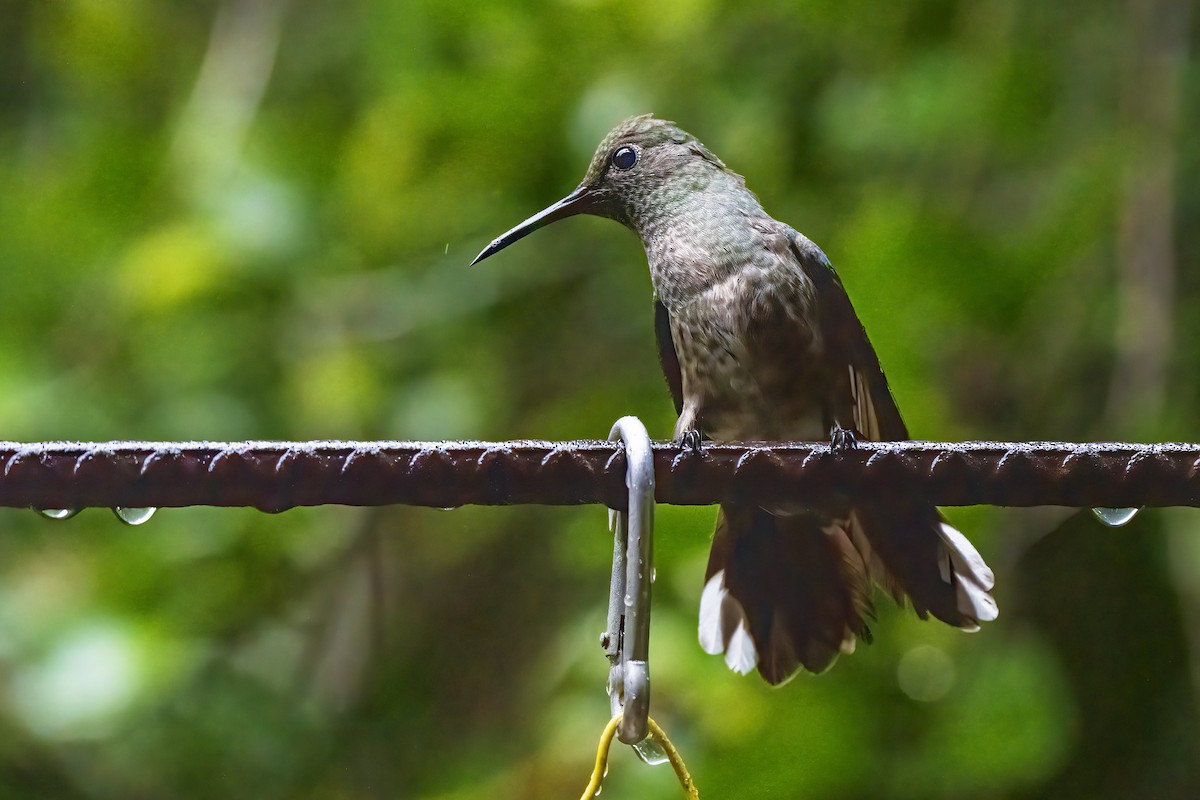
[604,416,655,745]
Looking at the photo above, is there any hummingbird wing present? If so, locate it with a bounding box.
[786,233,909,441]
[654,298,685,415]
[787,230,997,628]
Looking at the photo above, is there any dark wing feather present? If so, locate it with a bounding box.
[787,232,908,441]
[786,230,996,628]
[654,298,684,415]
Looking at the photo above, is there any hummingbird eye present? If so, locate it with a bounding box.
[610,145,638,171]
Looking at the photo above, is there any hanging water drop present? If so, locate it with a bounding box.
[632,734,670,766]
[650,567,657,584]
[623,593,633,607]
[1091,507,1140,527]
[113,507,157,526]
[36,507,79,520]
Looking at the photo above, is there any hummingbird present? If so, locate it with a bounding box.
[472,115,997,684]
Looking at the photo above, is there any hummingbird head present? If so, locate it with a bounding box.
[471,115,738,265]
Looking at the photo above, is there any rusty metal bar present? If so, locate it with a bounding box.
[2,440,1199,513]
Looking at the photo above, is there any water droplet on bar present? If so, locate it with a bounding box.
[113,507,157,526]
[1091,507,1140,527]
[36,508,79,520]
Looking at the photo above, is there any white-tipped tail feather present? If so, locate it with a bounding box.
[699,571,758,674]
[725,620,758,675]
[936,522,999,625]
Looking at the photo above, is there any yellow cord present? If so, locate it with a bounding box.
[647,716,699,799]
[578,715,621,799]
[579,714,699,799]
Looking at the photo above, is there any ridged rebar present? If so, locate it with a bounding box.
[2,440,1199,513]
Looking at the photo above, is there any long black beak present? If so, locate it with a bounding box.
[470,184,594,265]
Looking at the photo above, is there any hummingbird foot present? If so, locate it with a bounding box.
[679,428,704,455]
[829,423,859,454]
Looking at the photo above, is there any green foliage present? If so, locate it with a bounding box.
[0,1,1197,797]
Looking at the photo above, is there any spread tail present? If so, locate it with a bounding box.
[699,500,997,684]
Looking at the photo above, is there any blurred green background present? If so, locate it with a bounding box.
[1,0,1199,797]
